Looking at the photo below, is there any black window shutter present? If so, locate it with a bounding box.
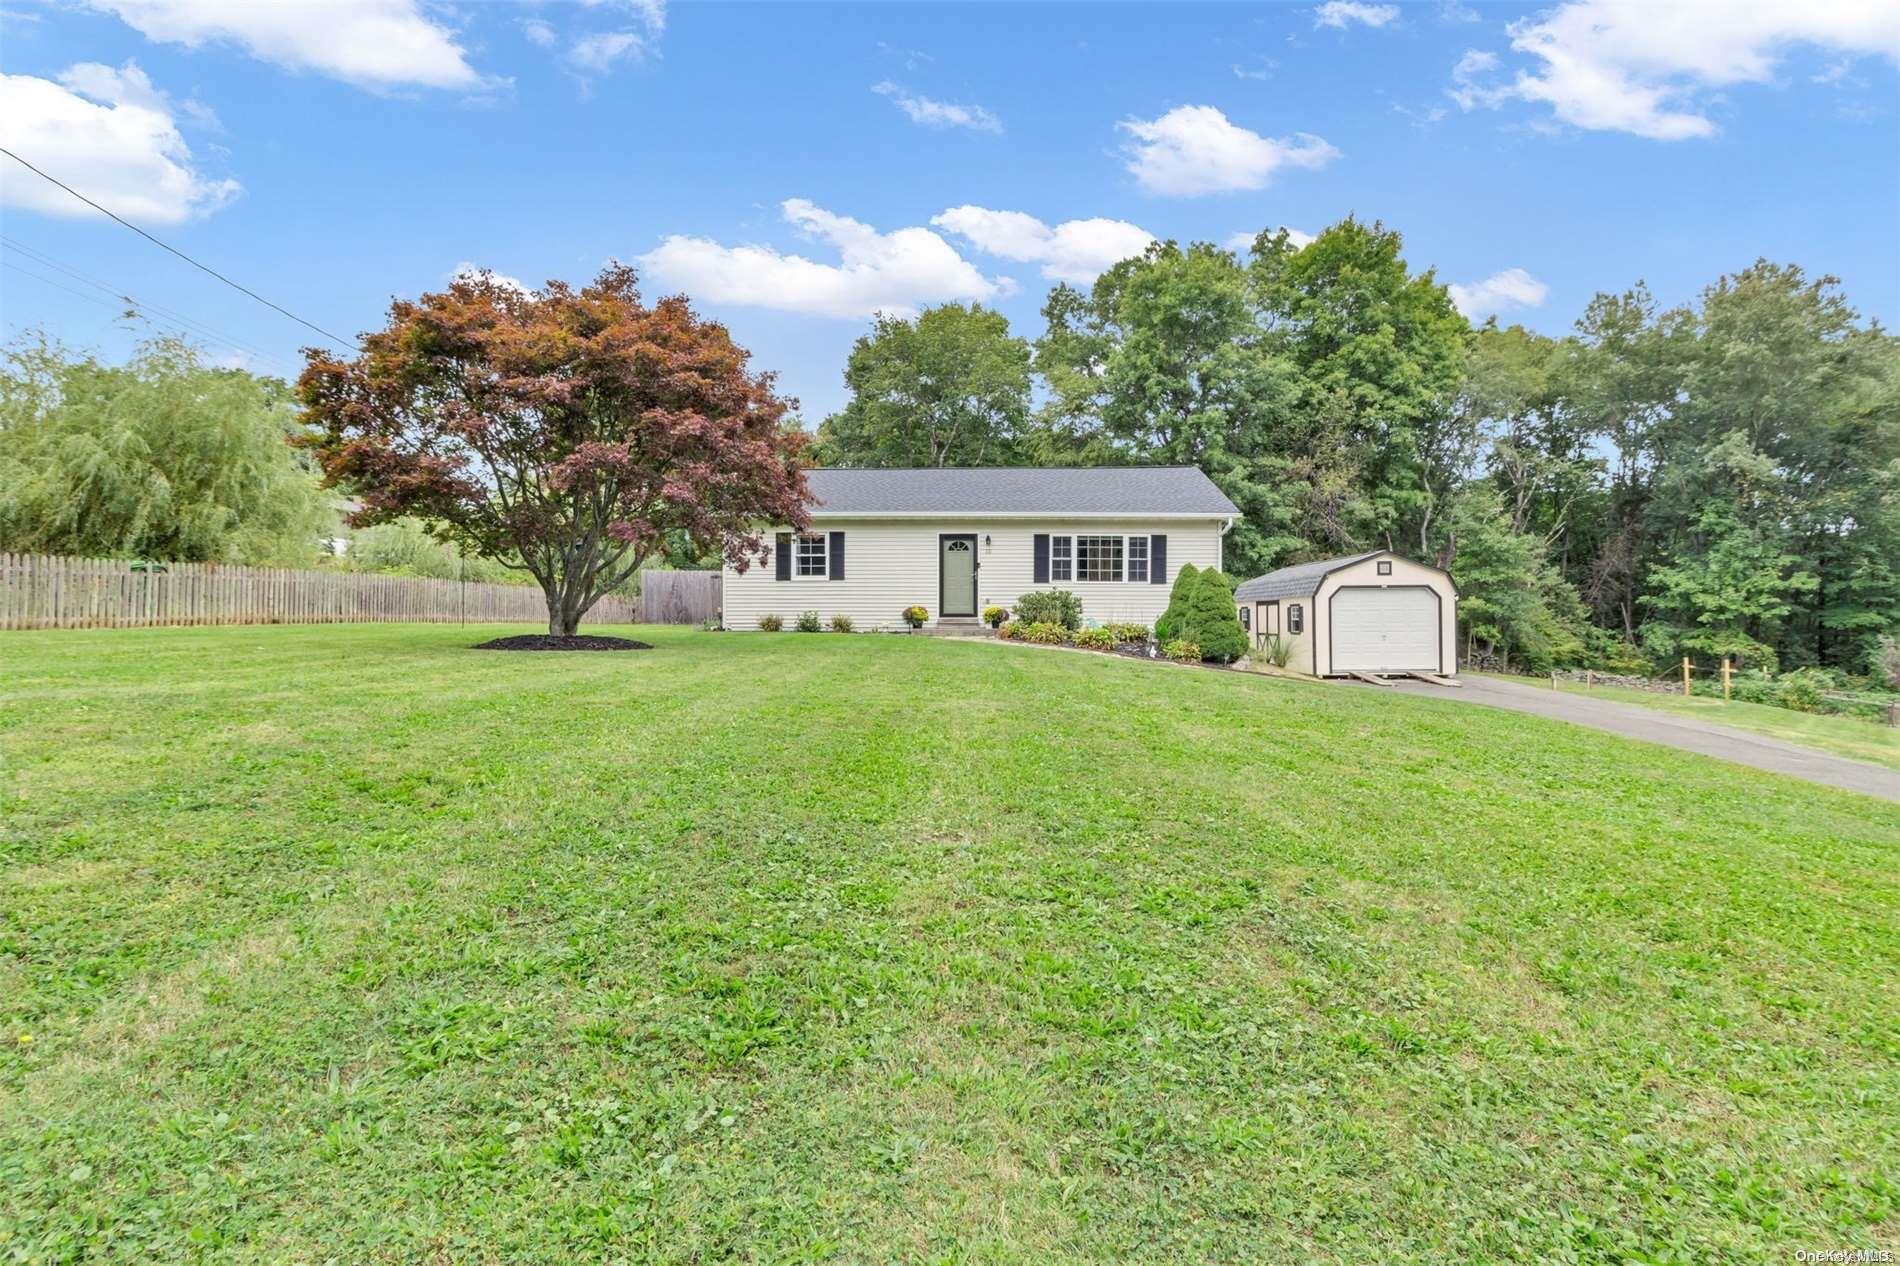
[828,530,844,580]
[1033,534,1050,584]
[1150,535,1167,583]
[775,532,791,581]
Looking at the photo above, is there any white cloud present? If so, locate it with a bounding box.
[638,199,1007,320]
[871,82,1001,133]
[81,0,484,91]
[1451,0,1900,140]
[1447,268,1548,317]
[1225,225,1316,252]
[0,61,239,223]
[931,206,1153,283]
[1118,105,1339,197]
[1447,48,1507,110]
[451,263,531,294]
[568,30,646,73]
[1316,2,1399,30]
[532,3,666,77]
[622,0,667,35]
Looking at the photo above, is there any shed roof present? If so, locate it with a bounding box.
[804,466,1238,517]
[1233,551,1387,601]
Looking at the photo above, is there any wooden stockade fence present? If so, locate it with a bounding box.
[639,569,722,625]
[0,553,638,631]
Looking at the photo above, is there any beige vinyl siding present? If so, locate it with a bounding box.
[723,518,1227,632]
[1246,599,1320,675]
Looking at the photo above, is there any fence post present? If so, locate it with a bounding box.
[1682,656,1692,697]
[1888,700,1898,729]
[1721,657,1732,702]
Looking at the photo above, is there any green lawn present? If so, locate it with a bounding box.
[2,625,1896,1264]
[1517,674,1900,771]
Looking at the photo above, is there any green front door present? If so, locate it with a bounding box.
[940,535,977,618]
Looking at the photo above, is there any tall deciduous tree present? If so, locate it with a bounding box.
[813,304,1031,468]
[298,267,811,637]
[1034,241,1307,577]
[0,335,334,564]
[1246,217,1470,554]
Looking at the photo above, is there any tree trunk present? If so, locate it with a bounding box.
[547,590,585,637]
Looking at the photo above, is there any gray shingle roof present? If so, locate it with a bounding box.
[1233,551,1386,601]
[804,466,1238,517]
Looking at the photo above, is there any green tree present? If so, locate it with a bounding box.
[1446,486,1584,673]
[1562,284,1692,640]
[814,304,1031,467]
[1641,433,1818,670]
[0,335,334,564]
[1183,567,1248,663]
[1034,242,1307,576]
[338,518,521,583]
[1246,217,1472,554]
[1664,262,1898,673]
[1154,561,1200,643]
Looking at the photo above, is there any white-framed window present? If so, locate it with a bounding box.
[1127,535,1149,583]
[1075,535,1124,582]
[1287,603,1304,634]
[795,533,828,577]
[1049,533,1160,583]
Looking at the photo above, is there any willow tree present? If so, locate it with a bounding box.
[0,335,332,563]
[298,266,811,636]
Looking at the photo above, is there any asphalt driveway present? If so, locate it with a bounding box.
[1367,674,1900,803]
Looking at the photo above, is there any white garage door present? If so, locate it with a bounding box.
[1331,586,1440,673]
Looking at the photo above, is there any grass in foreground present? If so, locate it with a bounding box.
[1,624,1896,1264]
[1504,673,1900,771]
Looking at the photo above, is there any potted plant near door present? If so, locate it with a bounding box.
[902,605,929,632]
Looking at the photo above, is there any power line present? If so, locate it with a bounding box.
[3,259,119,309]
[1,234,295,371]
[0,145,359,351]
[2,260,298,375]
[3,233,283,358]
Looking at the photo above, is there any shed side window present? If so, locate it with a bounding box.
[1287,603,1304,634]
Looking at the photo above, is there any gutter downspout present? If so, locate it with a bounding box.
[1218,516,1234,572]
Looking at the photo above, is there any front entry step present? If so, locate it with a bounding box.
[926,619,986,637]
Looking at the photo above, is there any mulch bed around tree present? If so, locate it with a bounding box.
[472,634,653,652]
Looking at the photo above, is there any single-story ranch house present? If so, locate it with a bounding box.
[722,466,1239,633]
[1234,550,1458,678]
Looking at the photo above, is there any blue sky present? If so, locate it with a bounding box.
[2,0,1895,421]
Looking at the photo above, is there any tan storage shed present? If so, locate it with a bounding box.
[1233,550,1458,678]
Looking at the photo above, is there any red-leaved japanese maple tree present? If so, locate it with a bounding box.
[298,266,811,636]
